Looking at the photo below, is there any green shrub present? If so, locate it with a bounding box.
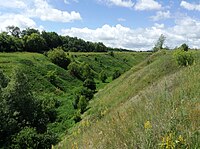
[47,47,71,69]
[81,63,94,80]
[78,96,88,114]
[12,127,58,149]
[83,78,96,91]
[80,87,94,100]
[0,70,8,88]
[99,71,107,83]
[46,70,57,85]
[73,110,82,123]
[68,62,81,79]
[108,51,114,57]
[112,69,121,80]
[173,50,194,66]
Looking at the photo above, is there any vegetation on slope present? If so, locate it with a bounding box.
[0,51,150,148]
[56,50,200,149]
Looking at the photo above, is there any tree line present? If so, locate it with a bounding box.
[0,26,128,53]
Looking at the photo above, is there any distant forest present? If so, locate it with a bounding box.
[0,26,130,53]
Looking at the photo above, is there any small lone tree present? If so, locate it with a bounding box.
[180,43,189,51]
[153,34,166,52]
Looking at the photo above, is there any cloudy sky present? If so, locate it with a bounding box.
[0,0,200,50]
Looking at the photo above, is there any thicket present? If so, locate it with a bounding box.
[0,70,59,148]
[68,61,97,116]
[0,26,127,53]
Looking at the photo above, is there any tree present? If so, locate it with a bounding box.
[47,47,71,69]
[180,43,189,51]
[23,33,47,52]
[41,31,62,50]
[3,69,48,133]
[153,34,166,52]
[6,26,21,38]
[0,32,23,52]
[21,28,40,37]
[0,70,58,148]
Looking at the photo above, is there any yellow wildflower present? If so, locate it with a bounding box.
[144,120,152,129]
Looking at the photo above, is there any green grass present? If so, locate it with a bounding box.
[0,51,149,138]
[56,50,200,149]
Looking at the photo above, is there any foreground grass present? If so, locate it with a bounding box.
[56,50,200,148]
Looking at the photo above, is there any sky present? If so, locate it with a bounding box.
[0,0,200,51]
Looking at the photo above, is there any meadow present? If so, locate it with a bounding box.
[0,51,150,144]
[56,50,200,149]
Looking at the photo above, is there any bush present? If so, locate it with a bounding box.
[173,50,194,66]
[99,71,107,83]
[112,69,121,80]
[47,47,71,69]
[81,63,94,80]
[78,96,88,114]
[68,62,81,79]
[83,78,96,91]
[79,87,94,100]
[0,70,8,88]
[108,51,114,57]
[73,110,82,123]
[46,70,57,85]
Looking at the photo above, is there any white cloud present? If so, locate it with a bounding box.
[64,0,79,4]
[27,0,81,22]
[61,16,200,50]
[154,23,164,28]
[62,24,161,51]
[0,0,82,27]
[118,18,126,22]
[100,0,134,8]
[151,10,171,21]
[135,0,162,11]
[0,14,36,31]
[180,1,200,11]
[0,0,27,9]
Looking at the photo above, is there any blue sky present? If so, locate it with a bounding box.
[0,0,200,50]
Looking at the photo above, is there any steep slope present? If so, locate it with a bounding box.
[0,51,150,138]
[56,50,200,148]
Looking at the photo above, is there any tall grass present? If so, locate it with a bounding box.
[56,51,200,148]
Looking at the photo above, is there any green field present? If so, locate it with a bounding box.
[56,50,200,149]
[0,51,150,140]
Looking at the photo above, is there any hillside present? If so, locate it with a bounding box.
[0,51,150,148]
[56,50,200,148]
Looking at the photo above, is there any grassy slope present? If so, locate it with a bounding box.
[57,50,200,148]
[0,51,150,137]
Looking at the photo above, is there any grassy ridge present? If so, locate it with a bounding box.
[56,50,200,148]
[0,51,150,138]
